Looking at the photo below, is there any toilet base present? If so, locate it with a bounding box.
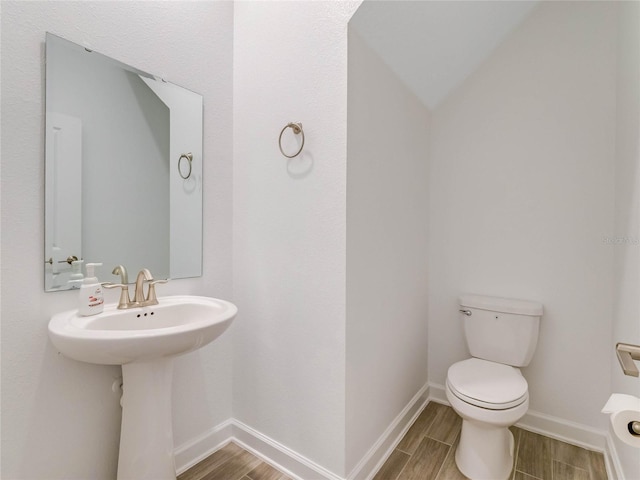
[455,419,514,480]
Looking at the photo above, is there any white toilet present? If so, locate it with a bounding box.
[445,295,543,480]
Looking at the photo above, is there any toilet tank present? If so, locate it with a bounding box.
[460,295,543,367]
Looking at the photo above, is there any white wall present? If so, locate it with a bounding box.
[233,2,359,476]
[345,28,430,475]
[1,2,233,478]
[428,1,616,430]
[611,2,640,478]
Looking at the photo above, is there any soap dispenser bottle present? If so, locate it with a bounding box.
[78,262,104,316]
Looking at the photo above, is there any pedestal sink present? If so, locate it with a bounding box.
[48,295,237,480]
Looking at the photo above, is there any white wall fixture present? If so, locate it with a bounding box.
[446,295,542,480]
[278,122,305,158]
[48,295,237,479]
[602,394,640,448]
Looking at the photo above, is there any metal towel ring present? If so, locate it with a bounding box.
[178,153,193,179]
[278,122,305,158]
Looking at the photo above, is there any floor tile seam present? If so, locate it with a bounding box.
[209,448,249,478]
[433,443,454,480]
[423,408,440,436]
[424,431,456,446]
[549,454,593,472]
[392,447,417,480]
[393,459,409,480]
[423,404,451,441]
[514,470,543,480]
[426,407,461,446]
[180,455,234,480]
[396,446,413,456]
[552,458,590,473]
[209,450,260,480]
[511,430,522,480]
[383,449,413,480]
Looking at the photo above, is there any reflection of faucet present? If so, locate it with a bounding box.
[103,266,168,309]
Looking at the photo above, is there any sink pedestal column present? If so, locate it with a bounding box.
[118,358,176,480]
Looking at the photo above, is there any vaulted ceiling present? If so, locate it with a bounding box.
[350,0,538,110]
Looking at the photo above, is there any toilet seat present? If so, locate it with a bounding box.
[447,358,528,410]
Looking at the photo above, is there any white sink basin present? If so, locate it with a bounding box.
[49,295,236,365]
[48,295,237,480]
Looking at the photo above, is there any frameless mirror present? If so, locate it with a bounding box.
[44,33,203,291]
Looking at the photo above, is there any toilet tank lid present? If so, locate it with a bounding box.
[459,295,543,316]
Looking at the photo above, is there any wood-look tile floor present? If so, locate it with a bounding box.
[178,441,293,480]
[178,402,608,480]
[374,402,608,480]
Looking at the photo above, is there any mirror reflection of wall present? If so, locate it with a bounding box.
[44,33,203,291]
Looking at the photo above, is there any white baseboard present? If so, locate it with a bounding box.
[231,419,342,480]
[427,381,448,404]
[174,419,234,475]
[604,432,624,480]
[174,383,431,480]
[174,417,341,480]
[518,410,607,452]
[347,383,430,480]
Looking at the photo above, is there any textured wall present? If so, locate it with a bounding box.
[611,2,640,478]
[233,1,359,476]
[1,2,233,478]
[428,1,616,429]
[345,28,430,475]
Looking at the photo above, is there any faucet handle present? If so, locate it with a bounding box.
[102,282,133,309]
[146,278,169,305]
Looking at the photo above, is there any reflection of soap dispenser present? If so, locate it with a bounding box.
[69,259,84,288]
[78,262,104,316]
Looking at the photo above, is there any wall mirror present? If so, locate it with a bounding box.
[44,33,203,291]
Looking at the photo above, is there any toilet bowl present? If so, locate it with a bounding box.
[448,295,543,480]
[446,358,529,480]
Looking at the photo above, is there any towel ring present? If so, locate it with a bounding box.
[178,153,193,179]
[279,122,305,158]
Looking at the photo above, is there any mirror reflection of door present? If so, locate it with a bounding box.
[45,112,82,290]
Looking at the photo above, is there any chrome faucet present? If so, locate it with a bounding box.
[103,265,168,309]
